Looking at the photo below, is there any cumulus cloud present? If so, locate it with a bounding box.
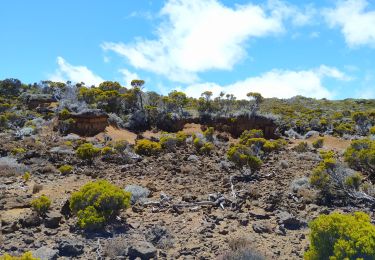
[50,57,104,86]
[102,0,314,83]
[324,0,375,47]
[119,68,139,87]
[183,65,349,99]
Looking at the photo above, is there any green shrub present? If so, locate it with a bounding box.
[334,122,355,136]
[59,108,71,120]
[70,180,131,230]
[31,194,51,216]
[58,164,73,174]
[312,138,324,149]
[227,144,262,171]
[344,172,362,190]
[293,142,309,152]
[0,252,38,260]
[310,151,336,192]
[134,139,161,156]
[203,127,214,141]
[23,172,31,182]
[199,142,214,154]
[159,135,178,150]
[176,131,188,144]
[305,212,375,260]
[101,146,115,156]
[239,129,264,145]
[76,143,101,163]
[344,139,375,176]
[370,126,375,135]
[11,147,26,156]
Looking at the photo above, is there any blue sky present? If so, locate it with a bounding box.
[1,0,375,99]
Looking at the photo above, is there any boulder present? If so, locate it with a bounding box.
[44,211,62,229]
[252,222,272,234]
[57,238,84,257]
[128,241,157,260]
[32,246,58,260]
[125,185,151,205]
[21,212,41,228]
[277,211,307,230]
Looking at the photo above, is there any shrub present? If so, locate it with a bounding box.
[227,144,262,171]
[199,142,214,154]
[159,135,178,151]
[176,131,188,144]
[312,138,324,149]
[370,126,375,135]
[31,194,51,216]
[293,142,309,153]
[11,147,26,156]
[344,172,362,190]
[76,143,101,163]
[23,172,31,182]
[220,237,265,260]
[0,252,38,260]
[203,127,214,141]
[304,212,375,260]
[239,129,264,145]
[58,164,73,174]
[101,146,115,156]
[59,108,71,120]
[344,139,375,176]
[70,180,131,230]
[134,139,161,156]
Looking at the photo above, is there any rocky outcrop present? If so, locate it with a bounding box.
[59,109,109,136]
[24,94,56,109]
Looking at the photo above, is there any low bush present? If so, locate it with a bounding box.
[31,194,51,216]
[199,142,214,154]
[134,139,161,156]
[159,135,178,151]
[344,139,375,176]
[344,172,362,190]
[0,252,38,260]
[369,126,375,135]
[101,146,115,156]
[312,138,324,149]
[239,129,264,145]
[70,180,131,230]
[76,143,101,163]
[203,127,215,141]
[305,211,375,260]
[11,147,26,156]
[227,144,262,171]
[23,172,31,182]
[293,142,309,153]
[58,164,73,174]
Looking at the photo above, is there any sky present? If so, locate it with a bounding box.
[1,0,375,100]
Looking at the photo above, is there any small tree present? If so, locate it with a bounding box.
[131,79,145,110]
[168,90,188,116]
[247,92,264,115]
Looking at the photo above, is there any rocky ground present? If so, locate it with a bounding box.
[0,124,374,260]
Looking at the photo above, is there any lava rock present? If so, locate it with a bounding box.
[57,238,84,257]
[32,246,58,260]
[128,241,157,260]
[277,211,307,230]
[125,185,151,205]
[44,211,62,229]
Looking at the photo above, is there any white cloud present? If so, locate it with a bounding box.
[324,0,375,47]
[183,65,349,99]
[50,57,104,86]
[119,68,139,87]
[102,0,313,83]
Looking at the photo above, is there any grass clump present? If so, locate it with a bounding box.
[305,211,375,260]
[70,180,131,230]
[23,171,31,182]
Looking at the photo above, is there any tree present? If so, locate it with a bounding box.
[247,92,264,115]
[168,90,188,116]
[98,81,121,92]
[0,78,22,97]
[131,79,145,110]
